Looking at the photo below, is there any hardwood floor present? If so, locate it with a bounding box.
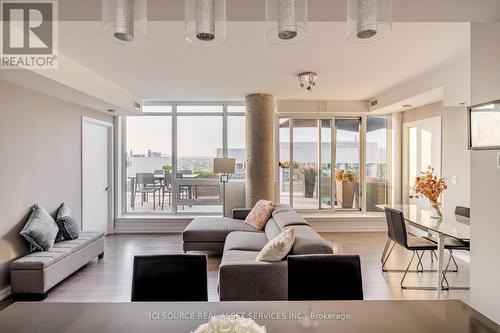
[13,232,470,303]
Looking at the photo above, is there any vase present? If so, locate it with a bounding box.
[429,199,443,219]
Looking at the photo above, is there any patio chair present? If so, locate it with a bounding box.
[135,173,162,210]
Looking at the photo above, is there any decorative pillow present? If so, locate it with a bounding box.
[245,199,274,230]
[20,204,59,251]
[56,203,80,240]
[255,227,296,262]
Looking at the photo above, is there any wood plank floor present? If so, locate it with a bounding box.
[22,233,470,303]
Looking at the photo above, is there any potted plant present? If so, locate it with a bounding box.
[411,166,447,218]
[162,164,172,174]
[335,170,358,208]
[301,166,317,198]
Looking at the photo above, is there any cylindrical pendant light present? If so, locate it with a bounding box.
[102,0,147,45]
[185,0,226,45]
[347,0,392,42]
[265,0,308,46]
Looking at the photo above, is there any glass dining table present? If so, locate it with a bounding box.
[377,204,470,298]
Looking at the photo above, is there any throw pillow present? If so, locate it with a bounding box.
[56,202,80,240]
[20,204,59,251]
[245,199,274,230]
[255,227,295,262]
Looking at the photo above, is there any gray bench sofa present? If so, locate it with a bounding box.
[10,231,105,300]
[182,205,333,301]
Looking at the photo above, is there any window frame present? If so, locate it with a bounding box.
[121,102,245,216]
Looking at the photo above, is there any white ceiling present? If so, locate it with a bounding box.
[59,21,469,102]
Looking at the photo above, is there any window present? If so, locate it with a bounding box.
[366,116,388,211]
[125,116,172,213]
[278,115,390,213]
[123,103,245,215]
[227,115,246,179]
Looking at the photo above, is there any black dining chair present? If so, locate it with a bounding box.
[383,207,457,289]
[131,254,208,302]
[287,254,363,301]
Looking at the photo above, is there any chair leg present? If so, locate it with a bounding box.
[400,251,416,289]
[381,242,396,272]
[449,250,459,272]
[381,238,392,263]
[153,191,156,210]
[161,188,164,210]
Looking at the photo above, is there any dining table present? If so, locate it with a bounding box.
[0,300,497,333]
[128,173,199,209]
[377,204,471,298]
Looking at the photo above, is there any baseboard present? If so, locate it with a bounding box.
[0,286,11,301]
[115,215,387,233]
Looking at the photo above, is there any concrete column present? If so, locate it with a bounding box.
[245,93,275,207]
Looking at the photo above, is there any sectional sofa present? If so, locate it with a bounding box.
[183,204,333,301]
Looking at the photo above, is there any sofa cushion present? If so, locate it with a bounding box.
[20,204,60,251]
[272,209,309,230]
[290,226,333,255]
[224,232,269,252]
[264,218,281,241]
[245,200,274,230]
[11,231,104,270]
[183,217,260,243]
[55,203,80,240]
[256,227,295,262]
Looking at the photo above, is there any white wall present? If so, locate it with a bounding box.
[469,23,500,324]
[0,79,112,293]
[402,102,470,217]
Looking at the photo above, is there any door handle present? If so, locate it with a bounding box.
[105,187,111,192]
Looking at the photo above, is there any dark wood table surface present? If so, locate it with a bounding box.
[0,300,498,333]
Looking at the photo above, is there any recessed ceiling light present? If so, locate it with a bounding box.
[403,104,412,109]
[107,109,116,113]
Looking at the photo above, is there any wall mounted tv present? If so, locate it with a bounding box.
[468,100,500,150]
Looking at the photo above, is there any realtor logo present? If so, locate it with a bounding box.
[1,0,58,69]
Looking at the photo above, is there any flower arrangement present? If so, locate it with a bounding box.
[300,165,318,176]
[335,169,358,182]
[192,315,266,333]
[412,167,447,216]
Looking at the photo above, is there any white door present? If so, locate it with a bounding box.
[403,116,442,205]
[82,117,113,234]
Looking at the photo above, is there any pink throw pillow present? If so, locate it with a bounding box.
[245,200,274,230]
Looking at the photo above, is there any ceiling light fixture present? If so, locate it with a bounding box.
[185,0,226,45]
[265,0,308,45]
[347,0,393,42]
[102,0,147,45]
[298,72,317,92]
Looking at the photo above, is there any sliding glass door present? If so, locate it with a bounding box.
[278,115,388,212]
[278,117,332,210]
[334,118,361,210]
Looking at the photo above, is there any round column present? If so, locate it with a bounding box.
[245,93,275,207]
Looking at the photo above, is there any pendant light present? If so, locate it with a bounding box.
[265,0,308,46]
[185,0,227,45]
[102,0,147,45]
[347,0,392,42]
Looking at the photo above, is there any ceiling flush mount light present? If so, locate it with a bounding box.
[347,0,393,42]
[265,0,308,46]
[102,0,147,45]
[185,0,226,45]
[298,72,317,92]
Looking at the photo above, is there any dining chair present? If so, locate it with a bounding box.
[287,254,363,301]
[135,173,162,210]
[131,254,208,302]
[161,172,173,209]
[382,208,440,273]
[384,207,454,289]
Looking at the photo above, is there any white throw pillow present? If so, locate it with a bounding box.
[255,227,295,262]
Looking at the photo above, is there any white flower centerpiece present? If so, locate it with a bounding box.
[192,314,266,333]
